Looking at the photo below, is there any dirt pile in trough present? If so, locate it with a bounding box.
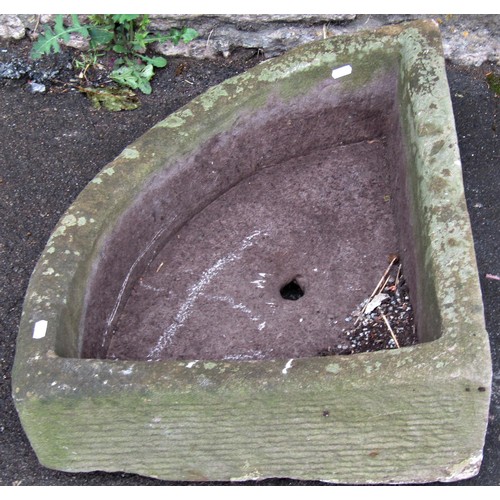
[320,256,418,356]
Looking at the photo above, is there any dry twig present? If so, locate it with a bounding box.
[370,256,399,301]
[33,15,41,35]
[380,310,400,348]
[355,255,398,325]
[206,28,214,48]
[395,263,402,287]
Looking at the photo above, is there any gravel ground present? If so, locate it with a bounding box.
[0,39,498,485]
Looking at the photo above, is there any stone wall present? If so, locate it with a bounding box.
[0,14,498,66]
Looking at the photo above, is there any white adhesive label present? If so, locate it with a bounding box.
[33,320,48,339]
[332,64,352,79]
[282,359,294,375]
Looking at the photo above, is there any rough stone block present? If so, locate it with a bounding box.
[12,20,491,483]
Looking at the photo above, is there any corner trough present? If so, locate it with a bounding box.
[13,21,492,483]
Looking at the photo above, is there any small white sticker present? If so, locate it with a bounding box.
[332,64,352,79]
[33,320,48,339]
[282,359,294,375]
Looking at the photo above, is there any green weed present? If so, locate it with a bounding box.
[31,14,198,95]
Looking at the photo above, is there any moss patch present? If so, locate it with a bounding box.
[486,71,500,97]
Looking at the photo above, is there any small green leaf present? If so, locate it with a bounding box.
[167,27,199,46]
[140,55,167,68]
[88,26,114,46]
[167,28,182,45]
[180,27,198,43]
[138,79,152,95]
[70,14,89,37]
[132,31,149,51]
[140,63,154,80]
[54,15,70,42]
[70,14,81,27]
[111,14,139,23]
[112,44,127,54]
[137,15,151,31]
[110,65,140,89]
[31,25,57,59]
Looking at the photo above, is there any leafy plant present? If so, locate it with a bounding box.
[31,15,88,58]
[31,14,198,96]
[73,50,105,80]
[109,61,157,95]
[31,15,112,59]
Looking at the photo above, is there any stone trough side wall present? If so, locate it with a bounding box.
[0,14,499,67]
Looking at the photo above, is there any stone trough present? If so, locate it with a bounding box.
[12,20,491,483]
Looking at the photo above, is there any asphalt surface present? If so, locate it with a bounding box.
[0,49,498,485]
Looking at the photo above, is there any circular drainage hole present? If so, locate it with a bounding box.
[280,278,305,301]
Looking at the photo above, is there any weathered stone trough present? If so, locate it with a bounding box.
[13,21,491,483]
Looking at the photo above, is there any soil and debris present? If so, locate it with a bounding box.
[319,256,418,356]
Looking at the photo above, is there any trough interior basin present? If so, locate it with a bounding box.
[80,69,424,362]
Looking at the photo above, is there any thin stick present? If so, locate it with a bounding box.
[380,310,400,348]
[380,273,392,293]
[156,262,164,273]
[486,273,500,281]
[206,28,214,48]
[395,263,402,287]
[355,256,398,324]
[369,256,398,301]
[33,14,40,34]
